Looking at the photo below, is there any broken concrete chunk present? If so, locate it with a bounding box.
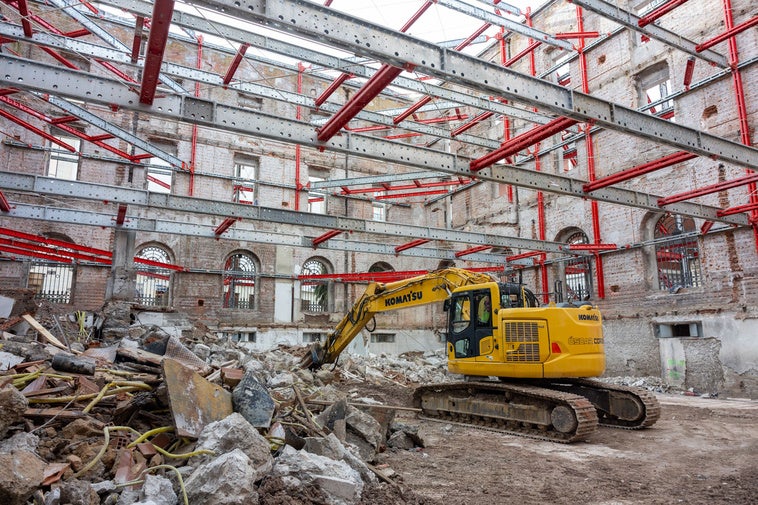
[232,370,276,428]
[0,450,47,505]
[304,433,376,484]
[272,445,364,505]
[163,358,232,439]
[0,384,28,439]
[344,405,384,461]
[139,474,177,505]
[268,371,296,389]
[191,412,274,475]
[185,448,259,505]
[0,432,39,454]
[0,351,24,371]
[59,478,100,505]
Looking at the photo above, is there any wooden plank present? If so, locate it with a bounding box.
[21,314,74,353]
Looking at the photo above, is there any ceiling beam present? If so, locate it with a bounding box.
[185,0,755,168]
[0,55,748,226]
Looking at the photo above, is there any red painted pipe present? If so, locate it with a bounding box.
[222,43,249,86]
[393,96,433,125]
[314,73,353,107]
[502,40,541,68]
[312,229,342,247]
[395,238,430,253]
[456,245,492,258]
[0,108,76,151]
[0,191,10,212]
[451,111,493,137]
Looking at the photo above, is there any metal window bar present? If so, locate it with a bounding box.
[655,237,701,290]
[135,268,171,306]
[28,262,74,304]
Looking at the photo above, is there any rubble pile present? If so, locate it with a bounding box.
[0,297,440,505]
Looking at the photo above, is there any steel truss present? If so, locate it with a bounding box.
[0,55,748,227]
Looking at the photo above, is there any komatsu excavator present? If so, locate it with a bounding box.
[302,268,659,442]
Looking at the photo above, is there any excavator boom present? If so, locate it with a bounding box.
[302,268,494,369]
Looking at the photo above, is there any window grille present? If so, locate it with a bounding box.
[135,246,172,307]
[301,258,328,312]
[223,252,256,309]
[654,215,701,291]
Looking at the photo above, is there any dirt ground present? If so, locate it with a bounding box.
[348,382,758,505]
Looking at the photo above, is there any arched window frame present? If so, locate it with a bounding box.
[300,257,331,313]
[135,244,173,307]
[223,251,259,309]
[653,214,701,291]
[558,229,593,302]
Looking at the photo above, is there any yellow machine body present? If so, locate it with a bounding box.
[307,268,605,380]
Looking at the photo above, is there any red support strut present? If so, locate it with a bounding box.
[214,217,238,237]
[0,191,11,212]
[222,43,250,87]
[395,239,430,254]
[455,245,492,258]
[695,15,758,52]
[637,0,692,27]
[312,229,342,248]
[317,64,404,142]
[583,151,697,192]
[658,172,758,206]
[470,116,578,171]
[140,0,175,105]
[314,73,353,107]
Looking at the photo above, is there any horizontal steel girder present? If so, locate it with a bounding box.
[0,171,583,255]
[181,0,755,167]
[1,201,551,263]
[0,55,748,227]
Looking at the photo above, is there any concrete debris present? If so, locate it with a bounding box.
[272,445,364,505]
[232,370,276,428]
[0,294,688,504]
[191,412,273,475]
[184,448,259,505]
[0,384,28,439]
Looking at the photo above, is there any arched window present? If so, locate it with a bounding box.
[368,262,394,273]
[564,230,592,302]
[27,233,75,304]
[654,214,701,290]
[135,245,172,307]
[223,252,258,309]
[301,258,329,312]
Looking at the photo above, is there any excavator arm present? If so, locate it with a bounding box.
[302,268,495,369]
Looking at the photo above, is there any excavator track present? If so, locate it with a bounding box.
[537,378,661,430]
[413,382,599,443]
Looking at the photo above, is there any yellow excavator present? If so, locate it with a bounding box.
[303,268,659,442]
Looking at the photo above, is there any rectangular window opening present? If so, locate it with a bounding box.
[655,322,703,338]
[48,135,81,180]
[370,333,396,343]
[303,332,324,343]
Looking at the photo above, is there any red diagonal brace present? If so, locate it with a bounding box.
[716,202,758,217]
[393,96,433,125]
[503,40,541,67]
[132,16,145,63]
[223,43,250,86]
[451,111,494,137]
[638,0,691,27]
[140,0,175,105]
[0,191,11,212]
[695,15,758,52]
[315,72,353,107]
[659,172,758,206]
[16,0,34,37]
[395,238,430,254]
[683,56,696,89]
[312,229,342,248]
[317,64,404,142]
[583,151,697,192]
[554,31,599,39]
[0,108,77,151]
[401,0,434,32]
[455,22,491,51]
[470,117,578,171]
[455,245,492,258]
[214,217,238,237]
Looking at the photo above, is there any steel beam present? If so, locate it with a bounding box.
[0,171,586,253]
[569,0,727,67]
[3,201,555,263]
[435,0,572,50]
[1,56,750,226]
[184,0,755,167]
